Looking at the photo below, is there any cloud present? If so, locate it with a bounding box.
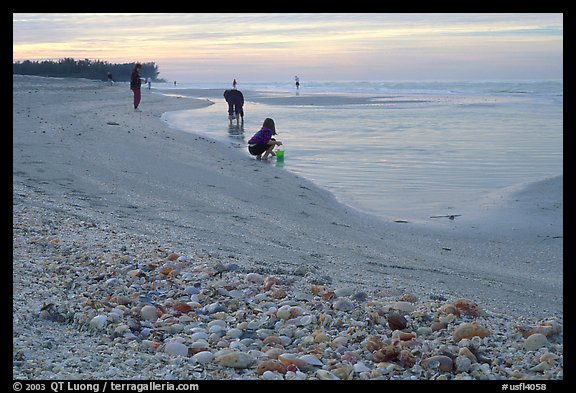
[13,13,563,81]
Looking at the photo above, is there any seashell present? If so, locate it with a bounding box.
[353,362,371,373]
[398,349,416,367]
[246,273,264,284]
[458,347,478,363]
[322,291,335,301]
[331,365,354,380]
[416,327,433,337]
[455,355,472,373]
[278,353,320,371]
[192,351,214,364]
[263,335,283,346]
[142,340,160,349]
[524,333,548,351]
[516,320,562,338]
[366,336,384,352]
[372,344,400,362]
[334,288,353,297]
[276,305,291,320]
[164,341,189,357]
[387,312,407,331]
[40,303,67,322]
[431,321,447,332]
[540,352,559,365]
[316,370,340,380]
[127,269,144,278]
[278,353,304,368]
[319,313,333,327]
[391,301,415,313]
[437,303,460,316]
[272,288,287,299]
[439,314,456,324]
[310,284,324,296]
[453,298,484,317]
[333,298,354,312]
[529,361,551,372]
[289,306,304,318]
[452,322,490,342]
[399,294,418,303]
[262,370,283,380]
[189,342,209,355]
[173,302,192,313]
[159,266,174,275]
[341,351,359,364]
[256,360,287,375]
[216,351,253,368]
[299,354,323,367]
[167,253,179,261]
[399,332,416,341]
[89,315,107,330]
[332,336,348,349]
[421,355,453,372]
[313,332,329,343]
[300,315,315,325]
[262,276,277,291]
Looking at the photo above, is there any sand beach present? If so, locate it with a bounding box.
[13,76,563,380]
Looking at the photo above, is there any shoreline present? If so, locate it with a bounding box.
[13,76,563,380]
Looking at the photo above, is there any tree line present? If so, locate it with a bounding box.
[13,58,163,82]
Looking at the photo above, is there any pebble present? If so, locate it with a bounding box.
[140,305,158,322]
[216,351,253,369]
[332,298,354,311]
[12,202,564,380]
[89,315,107,330]
[192,351,215,364]
[164,341,188,357]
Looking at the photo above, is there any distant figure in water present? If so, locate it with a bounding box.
[107,71,114,86]
[294,75,300,89]
[233,78,237,89]
[223,89,244,126]
[247,118,282,160]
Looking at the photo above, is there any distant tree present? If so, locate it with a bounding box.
[13,58,162,82]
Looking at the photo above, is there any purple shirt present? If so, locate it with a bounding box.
[248,127,273,145]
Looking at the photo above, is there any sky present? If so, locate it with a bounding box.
[12,13,563,82]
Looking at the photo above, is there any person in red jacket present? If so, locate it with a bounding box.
[130,63,143,112]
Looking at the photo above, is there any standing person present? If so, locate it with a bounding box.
[107,71,114,85]
[247,118,282,160]
[223,89,245,125]
[233,78,237,89]
[294,75,300,89]
[130,63,143,112]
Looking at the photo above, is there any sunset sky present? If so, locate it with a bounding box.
[13,13,563,82]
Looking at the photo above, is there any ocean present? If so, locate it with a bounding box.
[158,80,563,223]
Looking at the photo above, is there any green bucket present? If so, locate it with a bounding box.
[276,150,284,160]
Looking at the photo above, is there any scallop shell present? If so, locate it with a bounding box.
[316,370,340,380]
[256,360,286,375]
[452,322,490,342]
[453,298,484,317]
[421,355,453,372]
[387,312,407,331]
